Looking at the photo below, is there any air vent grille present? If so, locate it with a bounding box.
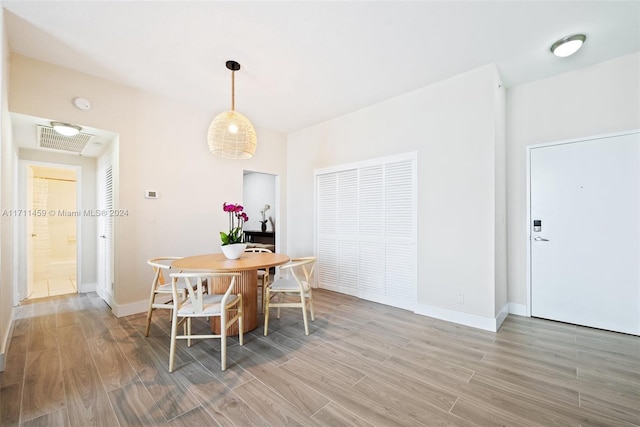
[37,125,94,154]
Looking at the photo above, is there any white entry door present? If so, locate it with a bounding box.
[530,131,640,335]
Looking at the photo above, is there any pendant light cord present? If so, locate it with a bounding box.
[231,70,235,111]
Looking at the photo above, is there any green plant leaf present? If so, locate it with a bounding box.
[220,231,230,245]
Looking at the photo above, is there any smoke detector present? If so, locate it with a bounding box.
[73,97,91,110]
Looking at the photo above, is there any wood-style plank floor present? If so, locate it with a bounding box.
[1,290,639,426]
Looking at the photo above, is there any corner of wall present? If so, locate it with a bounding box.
[494,64,508,319]
[79,282,97,293]
[508,302,527,317]
[0,5,18,373]
[0,307,15,372]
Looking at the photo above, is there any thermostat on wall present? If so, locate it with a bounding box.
[145,190,159,199]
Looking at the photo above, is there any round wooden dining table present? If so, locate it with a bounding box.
[172,252,290,334]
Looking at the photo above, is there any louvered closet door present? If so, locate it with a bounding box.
[316,154,417,310]
[317,170,359,296]
[97,153,114,307]
[383,161,416,309]
[358,165,385,299]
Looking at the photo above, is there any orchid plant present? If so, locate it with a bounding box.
[220,203,248,245]
[260,204,271,226]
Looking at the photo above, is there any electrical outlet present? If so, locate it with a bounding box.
[457,293,464,304]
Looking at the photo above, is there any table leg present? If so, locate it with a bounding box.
[210,270,258,335]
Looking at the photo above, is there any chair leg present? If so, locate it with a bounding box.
[309,290,315,321]
[238,295,244,346]
[144,292,155,337]
[221,313,227,371]
[169,311,178,372]
[263,290,270,336]
[262,281,268,314]
[187,318,192,347]
[301,293,310,336]
[260,273,269,314]
[277,293,282,319]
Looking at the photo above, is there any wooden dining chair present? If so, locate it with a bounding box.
[263,257,316,336]
[144,257,195,337]
[168,271,243,372]
[244,247,272,313]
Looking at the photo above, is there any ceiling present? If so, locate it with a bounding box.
[3,1,639,151]
[11,112,118,157]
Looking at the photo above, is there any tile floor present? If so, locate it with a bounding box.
[2,290,638,426]
[29,277,77,299]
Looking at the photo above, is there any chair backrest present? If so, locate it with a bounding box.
[291,256,316,283]
[147,257,182,287]
[280,257,317,289]
[245,247,273,253]
[169,272,239,314]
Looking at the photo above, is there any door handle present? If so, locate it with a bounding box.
[99,235,106,239]
[31,233,37,237]
[533,236,549,241]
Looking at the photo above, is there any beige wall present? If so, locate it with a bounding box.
[288,64,506,326]
[506,52,640,310]
[9,54,288,313]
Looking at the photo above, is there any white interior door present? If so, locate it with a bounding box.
[530,131,640,335]
[97,154,114,307]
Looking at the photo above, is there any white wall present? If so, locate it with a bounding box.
[506,52,640,309]
[494,73,508,319]
[243,172,276,232]
[0,6,16,371]
[288,64,506,325]
[44,178,76,260]
[9,54,288,315]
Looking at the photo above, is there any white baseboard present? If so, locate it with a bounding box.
[415,303,502,332]
[414,302,522,333]
[496,303,510,330]
[0,307,16,372]
[112,294,171,318]
[508,302,527,316]
[78,282,97,293]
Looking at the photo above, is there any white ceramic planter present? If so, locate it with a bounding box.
[220,243,247,260]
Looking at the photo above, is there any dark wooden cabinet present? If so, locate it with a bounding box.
[244,231,275,251]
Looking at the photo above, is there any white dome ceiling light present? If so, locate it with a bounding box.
[550,34,586,57]
[51,121,82,137]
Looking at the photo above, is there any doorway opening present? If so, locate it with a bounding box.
[243,171,277,251]
[26,164,80,299]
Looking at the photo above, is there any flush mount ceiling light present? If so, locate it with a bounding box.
[550,34,586,57]
[51,121,82,137]
[207,60,257,159]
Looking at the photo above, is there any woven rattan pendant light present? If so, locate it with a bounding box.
[208,60,257,159]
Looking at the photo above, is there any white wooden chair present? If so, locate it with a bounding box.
[144,257,194,337]
[263,257,316,336]
[244,247,272,313]
[168,271,243,372]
